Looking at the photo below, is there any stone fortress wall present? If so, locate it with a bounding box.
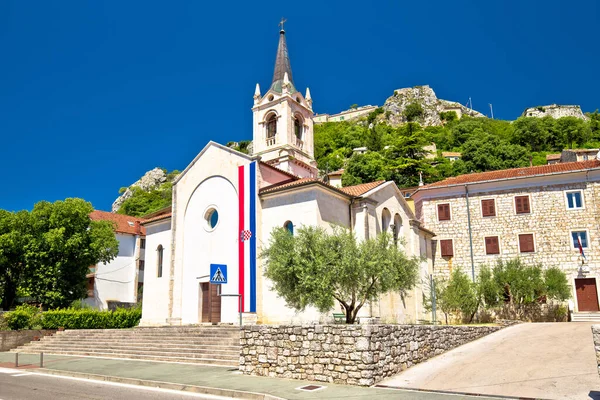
[523,104,589,120]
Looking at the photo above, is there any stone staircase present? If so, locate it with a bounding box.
[10,326,240,367]
[571,312,600,322]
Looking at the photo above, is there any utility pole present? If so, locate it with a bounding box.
[489,103,494,119]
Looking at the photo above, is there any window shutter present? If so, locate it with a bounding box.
[516,196,530,214]
[519,234,534,253]
[485,236,499,254]
[482,199,495,217]
[438,204,450,221]
[440,239,454,257]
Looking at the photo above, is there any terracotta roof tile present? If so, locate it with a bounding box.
[328,169,344,176]
[546,154,561,161]
[339,181,386,196]
[260,178,320,194]
[141,212,172,225]
[259,161,299,180]
[421,160,600,189]
[90,210,146,235]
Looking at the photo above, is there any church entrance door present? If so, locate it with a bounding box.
[199,283,221,323]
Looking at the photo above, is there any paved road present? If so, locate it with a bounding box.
[0,367,230,400]
[380,322,600,400]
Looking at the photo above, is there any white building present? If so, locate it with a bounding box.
[140,27,435,326]
[86,211,145,309]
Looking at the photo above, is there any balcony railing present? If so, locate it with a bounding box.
[266,137,276,146]
[295,138,304,150]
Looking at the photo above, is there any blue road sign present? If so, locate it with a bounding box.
[210,264,227,284]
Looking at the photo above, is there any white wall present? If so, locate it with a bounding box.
[90,233,137,310]
[180,176,239,324]
[140,221,172,326]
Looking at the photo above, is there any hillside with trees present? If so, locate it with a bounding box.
[315,107,600,187]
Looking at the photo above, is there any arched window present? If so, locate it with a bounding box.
[393,214,403,246]
[294,116,303,140]
[157,244,164,278]
[381,208,392,233]
[284,221,294,235]
[266,113,277,142]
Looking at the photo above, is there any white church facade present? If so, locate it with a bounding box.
[140,28,435,326]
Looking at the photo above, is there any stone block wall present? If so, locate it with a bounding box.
[240,324,500,386]
[0,330,56,351]
[593,325,600,377]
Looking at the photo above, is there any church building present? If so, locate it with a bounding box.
[140,27,435,326]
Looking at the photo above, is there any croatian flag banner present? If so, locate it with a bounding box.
[578,234,587,260]
[238,161,257,312]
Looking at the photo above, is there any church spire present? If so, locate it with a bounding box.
[270,19,296,94]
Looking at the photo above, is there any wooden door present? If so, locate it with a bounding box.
[199,283,221,323]
[210,284,221,324]
[575,278,600,312]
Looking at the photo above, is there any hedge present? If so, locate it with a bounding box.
[41,308,142,329]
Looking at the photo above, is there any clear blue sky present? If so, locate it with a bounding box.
[1,1,599,212]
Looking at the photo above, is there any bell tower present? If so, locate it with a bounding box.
[251,22,317,178]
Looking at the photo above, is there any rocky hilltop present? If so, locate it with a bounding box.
[111,167,168,213]
[382,85,484,127]
[522,104,589,120]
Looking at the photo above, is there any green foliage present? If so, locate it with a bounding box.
[0,314,7,330]
[443,269,479,323]
[116,169,180,217]
[118,187,127,194]
[262,226,419,323]
[4,305,42,330]
[492,259,545,305]
[439,111,457,123]
[403,102,424,122]
[0,199,119,310]
[543,267,571,301]
[342,152,389,186]
[366,107,385,124]
[41,307,142,329]
[349,104,358,109]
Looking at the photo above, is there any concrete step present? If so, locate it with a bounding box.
[572,312,600,322]
[13,347,239,360]
[54,332,240,340]
[65,328,240,334]
[12,350,238,367]
[26,341,239,351]
[41,336,240,346]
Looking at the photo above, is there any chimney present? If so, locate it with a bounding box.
[134,220,141,235]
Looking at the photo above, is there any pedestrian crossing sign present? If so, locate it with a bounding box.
[210,264,227,284]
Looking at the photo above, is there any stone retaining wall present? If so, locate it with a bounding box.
[240,324,500,386]
[592,325,600,376]
[0,330,56,351]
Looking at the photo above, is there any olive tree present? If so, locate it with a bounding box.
[262,226,420,323]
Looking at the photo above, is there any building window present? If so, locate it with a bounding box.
[571,231,589,249]
[294,117,303,140]
[140,238,146,249]
[481,199,496,217]
[266,114,277,141]
[566,191,583,210]
[518,234,535,253]
[440,239,454,257]
[381,208,391,233]
[139,259,145,271]
[157,245,164,278]
[204,207,219,231]
[438,203,451,221]
[515,195,531,214]
[393,213,402,246]
[485,236,500,255]
[284,220,294,235]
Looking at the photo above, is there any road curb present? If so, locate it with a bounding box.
[26,368,286,400]
[374,384,550,400]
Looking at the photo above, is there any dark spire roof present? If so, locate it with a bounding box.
[270,29,297,94]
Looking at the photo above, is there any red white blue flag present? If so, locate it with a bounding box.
[578,234,587,260]
[238,162,257,312]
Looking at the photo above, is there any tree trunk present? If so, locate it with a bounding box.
[1,279,17,311]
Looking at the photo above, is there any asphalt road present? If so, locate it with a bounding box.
[0,368,231,400]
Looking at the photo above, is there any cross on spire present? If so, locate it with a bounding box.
[279,17,287,32]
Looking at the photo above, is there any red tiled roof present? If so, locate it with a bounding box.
[328,169,344,176]
[260,178,387,198]
[340,181,386,196]
[421,160,600,189]
[546,154,561,161]
[141,212,172,225]
[90,211,146,235]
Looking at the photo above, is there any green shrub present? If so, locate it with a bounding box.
[41,307,141,329]
[4,304,42,330]
[0,314,7,330]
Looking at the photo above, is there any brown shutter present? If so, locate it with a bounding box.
[515,196,530,214]
[519,234,534,253]
[438,203,451,221]
[482,199,495,217]
[485,236,499,254]
[440,239,454,257]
